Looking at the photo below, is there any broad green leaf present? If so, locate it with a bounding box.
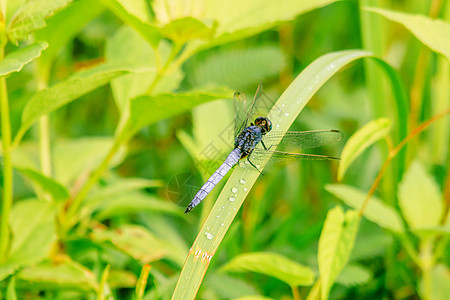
[206,0,337,36]
[116,0,150,23]
[318,206,360,300]
[160,17,215,44]
[6,277,17,300]
[8,200,56,266]
[91,225,167,263]
[86,177,164,206]
[117,88,232,141]
[366,7,450,62]
[0,42,47,77]
[16,167,69,201]
[335,264,372,287]
[35,0,104,70]
[398,161,443,230]
[185,45,287,89]
[419,264,450,300]
[206,273,258,299]
[53,137,124,186]
[17,258,98,291]
[98,0,161,48]
[106,26,183,111]
[326,184,404,233]
[17,63,149,143]
[192,0,338,52]
[93,192,182,220]
[338,118,391,180]
[221,252,314,287]
[7,0,72,43]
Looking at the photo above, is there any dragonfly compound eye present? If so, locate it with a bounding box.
[255,117,272,133]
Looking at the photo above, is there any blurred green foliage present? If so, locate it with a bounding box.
[0,0,449,299]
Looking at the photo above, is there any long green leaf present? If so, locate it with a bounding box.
[318,207,360,300]
[325,184,404,233]
[0,42,47,77]
[338,118,391,180]
[221,252,314,287]
[16,63,149,145]
[171,50,372,300]
[366,7,450,61]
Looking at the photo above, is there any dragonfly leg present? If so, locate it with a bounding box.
[247,156,264,175]
[261,140,274,151]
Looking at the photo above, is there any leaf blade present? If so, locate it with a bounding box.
[318,207,360,300]
[0,42,48,77]
[338,118,391,180]
[366,7,450,62]
[221,252,314,287]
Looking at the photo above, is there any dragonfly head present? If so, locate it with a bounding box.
[255,117,272,134]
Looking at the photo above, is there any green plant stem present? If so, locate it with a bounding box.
[420,238,434,300]
[291,286,301,300]
[65,140,121,228]
[0,48,12,262]
[147,42,182,94]
[39,116,51,176]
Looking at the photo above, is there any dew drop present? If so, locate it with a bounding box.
[256,164,260,169]
[244,188,248,192]
[229,196,236,202]
[240,179,245,184]
[245,160,250,165]
[234,208,237,211]
[276,125,280,129]
[284,113,289,116]
[282,104,285,107]
[217,215,220,218]
[278,119,282,122]
[231,187,238,193]
[205,232,213,239]
[221,223,224,226]
[207,227,210,230]
[308,87,313,91]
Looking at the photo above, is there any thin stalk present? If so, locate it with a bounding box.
[39,116,51,177]
[359,108,450,215]
[0,47,12,261]
[65,140,121,228]
[420,238,434,300]
[291,285,301,300]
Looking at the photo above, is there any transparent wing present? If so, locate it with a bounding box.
[261,130,343,151]
[233,91,248,139]
[251,130,343,164]
[233,83,275,138]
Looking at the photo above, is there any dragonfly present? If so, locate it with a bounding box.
[184,84,342,213]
